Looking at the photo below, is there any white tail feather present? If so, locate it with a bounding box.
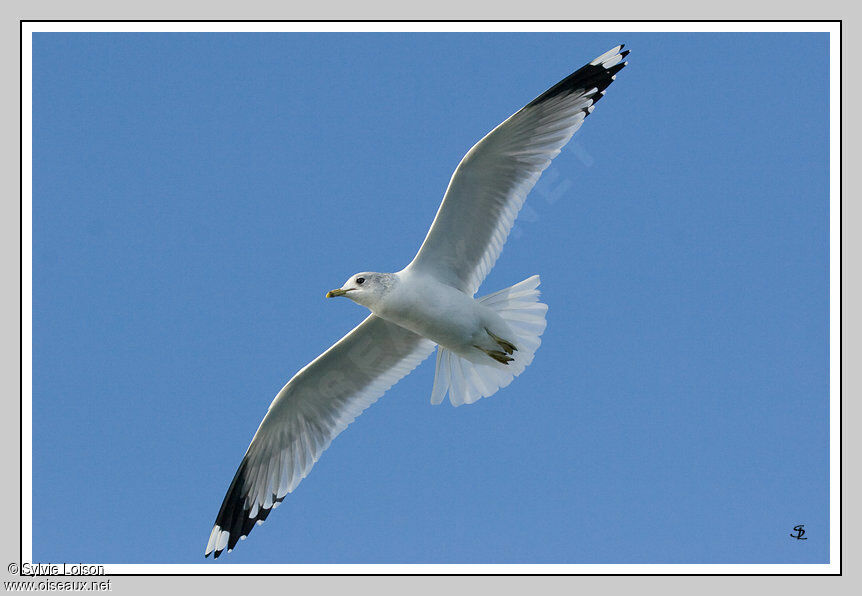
[430,275,548,407]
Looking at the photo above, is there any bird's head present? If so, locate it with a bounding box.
[326,272,393,309]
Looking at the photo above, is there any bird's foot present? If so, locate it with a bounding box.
[473,345,515,365]
[485,328,518,355]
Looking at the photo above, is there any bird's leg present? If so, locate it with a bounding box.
[485,328,518,355]
[473,345,515,365]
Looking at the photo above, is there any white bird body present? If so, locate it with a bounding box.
[205,44,629,558]
[370,269,515,364]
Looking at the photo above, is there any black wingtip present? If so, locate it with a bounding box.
[525,46,630,111]
[207,455,289,560]
[608,61,627,77]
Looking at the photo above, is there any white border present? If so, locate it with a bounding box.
[19,21,842,33]
[828,19,841,579]
[21,20,841,575]
[21,18,33,575]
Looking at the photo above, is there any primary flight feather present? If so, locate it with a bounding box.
[205,44,629,558]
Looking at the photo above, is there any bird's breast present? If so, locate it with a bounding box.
[374,275,481,350]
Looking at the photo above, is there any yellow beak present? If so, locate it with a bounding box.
[326,288,350,298]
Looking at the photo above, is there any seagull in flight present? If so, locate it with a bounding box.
[205,45,629,558]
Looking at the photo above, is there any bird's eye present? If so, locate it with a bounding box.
[356,277,365,285]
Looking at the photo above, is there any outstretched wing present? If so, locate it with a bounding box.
[406,45,629,295]
[205,315,435,558]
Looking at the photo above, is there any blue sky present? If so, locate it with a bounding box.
[31,32,830,564]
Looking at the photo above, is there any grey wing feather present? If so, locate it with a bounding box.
[406,45,628,295]
[205,315,435,558]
